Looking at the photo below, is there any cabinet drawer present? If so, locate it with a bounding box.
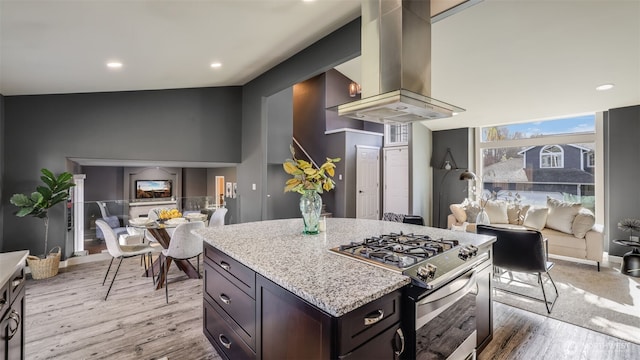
[9,267,26,305]
[204,265,256,348]
[339,323,404,360]
[337,290,402,354]
[204,243,255,298]
[204,299,256,360]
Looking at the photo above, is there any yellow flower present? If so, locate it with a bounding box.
[283,145,340,194]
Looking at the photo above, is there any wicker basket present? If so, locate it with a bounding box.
[27,246,61,280]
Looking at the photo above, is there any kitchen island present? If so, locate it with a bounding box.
[194,218,495,359]
[1,250,28,359]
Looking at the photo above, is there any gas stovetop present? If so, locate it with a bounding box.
[330,232,484,289]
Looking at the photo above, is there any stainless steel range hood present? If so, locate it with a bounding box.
[338,0,466,124]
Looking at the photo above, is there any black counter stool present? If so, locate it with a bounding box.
[613,239,640,277]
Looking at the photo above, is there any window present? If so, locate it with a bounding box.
[587,152,595,167]
[540,145,564,168]
[477,114,596,213]
[385,124,409,146]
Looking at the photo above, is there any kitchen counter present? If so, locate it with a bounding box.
[194,218,495,317]
[0,250,29,288]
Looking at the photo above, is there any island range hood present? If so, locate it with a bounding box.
[338,0,466,124]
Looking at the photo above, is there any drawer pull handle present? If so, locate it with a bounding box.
[220,261,231,271]
[364,309,384,326]
[219,294,231,305]
[8,310,21,340]
[218,334,232,349]
[12,277,24,288]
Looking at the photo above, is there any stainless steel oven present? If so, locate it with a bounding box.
[329,232,492,359]
[404,252,491,360]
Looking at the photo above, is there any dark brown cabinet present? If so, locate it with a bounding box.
[203,244,256,360]
[1,266,26,360]
[203,243,405,359]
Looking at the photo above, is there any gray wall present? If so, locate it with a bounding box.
[326,130,383,218]
[266,87,294,165]
[605,105,640,256]
[238,18,361,223]
[431,128,472,228]
[264,87,299,220]
[2,86,241,255]
[183,168,208,197]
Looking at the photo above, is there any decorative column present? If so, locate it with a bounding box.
[72,174,86,256]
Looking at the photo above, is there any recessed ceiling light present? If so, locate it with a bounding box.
[452,112,459,116]
[106,61,122,69]
[303,0,315,2]
[210,62,222,69]
[596,83,614,91]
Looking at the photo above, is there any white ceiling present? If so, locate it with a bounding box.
[2,0,639,132]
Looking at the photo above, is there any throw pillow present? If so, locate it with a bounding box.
[103,215,120,229]
[450,204,467,223]
[546,197,581,234]
[484,200,508,224]
[572,208,596,238]
[451,222,469,232]
[523,207,549,231]
[507,204,530,225]
[463,201,482,224]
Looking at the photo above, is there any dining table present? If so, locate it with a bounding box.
[131,220,202,290]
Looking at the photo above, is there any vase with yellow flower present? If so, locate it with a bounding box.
[283,145,340,234]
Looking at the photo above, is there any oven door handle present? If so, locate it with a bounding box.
[415,269,477,329]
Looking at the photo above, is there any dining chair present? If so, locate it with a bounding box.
[208,208,228,227]
[160,221,206,303]
[96,220,156,300]
[476,224,559,313]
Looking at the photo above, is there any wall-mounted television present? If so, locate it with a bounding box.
[135,180,172,199]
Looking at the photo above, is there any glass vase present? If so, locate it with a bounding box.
[476,208,490,225]
[299,190,322,235]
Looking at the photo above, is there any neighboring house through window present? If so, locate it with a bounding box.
[477,114,597,213]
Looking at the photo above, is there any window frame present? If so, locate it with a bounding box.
[384,123,410,147]
[539,145,564,169]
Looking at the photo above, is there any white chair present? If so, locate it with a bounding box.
[96,201,110,218]
[96,220,156,300]
[160,221,205,303]
[208,208,228,227]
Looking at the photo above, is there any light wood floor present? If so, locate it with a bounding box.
[25,258,640,359]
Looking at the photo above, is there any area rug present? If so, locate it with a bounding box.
[492,258,640,345]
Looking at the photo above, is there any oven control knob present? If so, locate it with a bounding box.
[458,245,479,260]
[417,263,437,279]
[458,247,470,260]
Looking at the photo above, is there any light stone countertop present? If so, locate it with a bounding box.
[194,218,495,317]
[0,250,29,287]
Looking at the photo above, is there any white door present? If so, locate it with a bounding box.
[356,146,380,219]
[383,146,409,215]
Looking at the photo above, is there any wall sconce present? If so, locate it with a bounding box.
[349,82,361,97]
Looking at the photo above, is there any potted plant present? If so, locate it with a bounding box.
[10,168,75,279]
